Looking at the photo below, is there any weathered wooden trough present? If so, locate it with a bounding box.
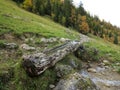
[22,39,87,76]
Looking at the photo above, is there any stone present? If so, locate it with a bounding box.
[54,72,99,90]
[104,83,111,87]
[49,84,55,89]
[101,63,105,66]
[20,44,35,51]
[48,38,57,43]
[5,43,18,49]
[25,38,34,43]
[116,63,120,66]
[41,38,47,43]
[59,38,70,42]
[104,66,109,69]
[103,60,110,65]
[41,37,58,43]
[88,68,97,73]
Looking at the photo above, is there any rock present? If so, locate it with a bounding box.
[101,72,105,75]
[86,63,93,69]
[116,63,120,66]
[25,38,34,43]
[20,44,35,51]
[59,38,70,42]
[41,37,58,43]
[88,68,97,73]
[104,66,109,69]
[48,38,57,43]
[55,64,74,77]
[101,63,105,66]
[49,84,55,89]
[103,60,110,65]
[54,72,99,90]
[104,83,111,88]
[41,38,46,42]
[5,43,18,49]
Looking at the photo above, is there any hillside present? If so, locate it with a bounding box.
[0,0,80,39]
[0,0,120,90]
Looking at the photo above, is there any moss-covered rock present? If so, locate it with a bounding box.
[54,72,99,90]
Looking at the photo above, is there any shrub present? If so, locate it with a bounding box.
[0,40,6,48]
[75,45,99,62]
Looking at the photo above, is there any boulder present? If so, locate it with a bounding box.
[49,84,55,89]
[5,43,18,49]
[20,44,35,51]
[41,38,47,43]
[54,72,99,90]
[59,38,70,42]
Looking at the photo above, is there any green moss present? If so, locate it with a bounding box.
[0,40,6,48]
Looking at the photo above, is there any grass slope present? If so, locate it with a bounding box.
[0,0,79,39]
[83,34,120,72]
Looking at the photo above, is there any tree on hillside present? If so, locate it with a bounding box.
[77,2,86,16]
[70,7,77,28]
[45,0,51,15]
[13,0,24,3]
[23,0,33,11]
[79,16,89,34]
[63,0,73,26]
[114,33,118,44]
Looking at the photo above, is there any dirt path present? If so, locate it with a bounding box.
[81,62,120,90]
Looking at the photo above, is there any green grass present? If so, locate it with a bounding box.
[83,34,120,73]
[11,60,57,90]
[83,34,120,66]
[0,0,79,39]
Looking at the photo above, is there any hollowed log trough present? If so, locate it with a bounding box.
[22,40,82,76]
